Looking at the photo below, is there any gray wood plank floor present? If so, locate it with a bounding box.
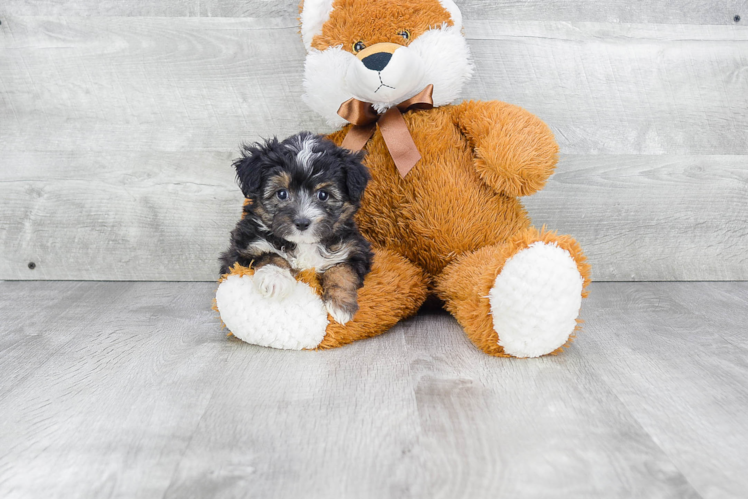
[0,281,746,498]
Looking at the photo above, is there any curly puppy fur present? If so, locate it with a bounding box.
[220,132,373,323]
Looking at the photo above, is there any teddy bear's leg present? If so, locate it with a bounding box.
[436,227,591,358]
[317,247,429,349]
[215,247,429,350]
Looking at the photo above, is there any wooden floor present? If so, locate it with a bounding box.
[0,282,746,498]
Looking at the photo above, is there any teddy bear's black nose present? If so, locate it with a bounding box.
[362,52,392,71]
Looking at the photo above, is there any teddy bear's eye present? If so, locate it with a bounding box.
[398,30,411,41]
[353,41,366,53]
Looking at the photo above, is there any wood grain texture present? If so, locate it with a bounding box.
[0,281,101,399]
[0,16,320,152]
[465,21,748,156]
[1,14,747,281]
[385,312,698,498]
[0,0,298,18]
[2,152,746,281]
[1,0,745,25]
[1,281,747,497]
[0,151,243,280]
[0,282,228,497]
[579,282,748,498]
[524,154,748,281]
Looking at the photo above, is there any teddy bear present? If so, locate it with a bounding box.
[215,0,591,357]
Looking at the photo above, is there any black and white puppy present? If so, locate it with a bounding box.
[219,132,373,324]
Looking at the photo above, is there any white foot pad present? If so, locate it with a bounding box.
[216,274,329,350]
[488,242,584,358]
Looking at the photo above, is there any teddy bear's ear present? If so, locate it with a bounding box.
[438,0,463,31]
[299,0,335,51]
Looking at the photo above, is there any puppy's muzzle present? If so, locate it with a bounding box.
[357,43,401,72]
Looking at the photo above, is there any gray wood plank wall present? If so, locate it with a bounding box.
[1,2,747,281]
[4,0,747,24]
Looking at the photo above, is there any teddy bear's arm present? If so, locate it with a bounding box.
[451,100,559,197]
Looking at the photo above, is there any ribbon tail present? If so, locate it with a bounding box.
[378,107,421,177]
[341,124,376,152]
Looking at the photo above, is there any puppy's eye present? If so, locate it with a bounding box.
[316,190,329,201]
[276,189,288,200]
[398,30,411,41]
[352,41,366,53]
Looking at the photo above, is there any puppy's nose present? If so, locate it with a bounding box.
[294,217,311,231]
[362,52,392,71]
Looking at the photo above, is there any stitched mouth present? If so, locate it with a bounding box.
[374,72,396,93]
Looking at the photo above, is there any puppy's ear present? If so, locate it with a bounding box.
[233,155,262,198]
[233,138,280,198]
[340,149,370,202]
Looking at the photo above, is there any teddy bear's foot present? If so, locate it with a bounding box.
[437,227,591,357]
[215,248,429,351]
[215,269,329,350]
[488,242,583,357]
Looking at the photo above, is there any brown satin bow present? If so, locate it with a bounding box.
[337,84,434,177]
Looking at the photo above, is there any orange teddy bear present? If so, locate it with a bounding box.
[215,0,591,357]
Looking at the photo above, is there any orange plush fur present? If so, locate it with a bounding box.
[323,102,591,356]
[218,0,590,357]
[308,0,454,51]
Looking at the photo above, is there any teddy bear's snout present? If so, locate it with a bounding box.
[356,42,402,72]
[362,52,392,71]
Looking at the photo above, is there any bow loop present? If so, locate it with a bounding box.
[396,84,434,113]
[337,99,379,127]
[336,85,434,177]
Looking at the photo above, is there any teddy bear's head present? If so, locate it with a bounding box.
[299,0,474,127]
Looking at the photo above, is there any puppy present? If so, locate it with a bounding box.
[219,132,373,325]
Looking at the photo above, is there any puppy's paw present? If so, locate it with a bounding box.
[253,265,295,299]
[324,299,358,325]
